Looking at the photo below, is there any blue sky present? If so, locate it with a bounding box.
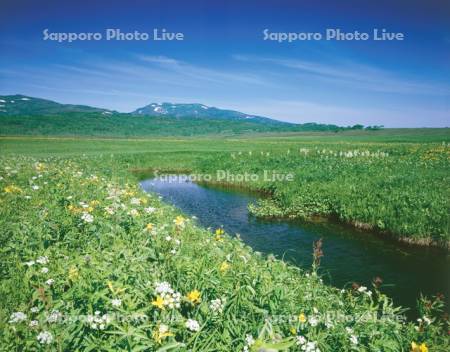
[0,0,449,127]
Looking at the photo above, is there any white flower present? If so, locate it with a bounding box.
[210,298,225,313]
[81,212,94,223]
[24,260,35,267]
[423,316,432,325]
[153,281,181,308]
[308,316,319,327]
[130,197,141,205]
[165,236,172,241]
[46,310,62,323]
[155,281,173,295]
[170,249,177,255]
[128,209,139,217]
[357,286,367,293]
[303,341,320,352]
[346,327,354,334]
[245,334,255,346]
[46,279,54,286]
[185,319,200,332]
[165,291,181,309]
[174,239,181,245]
[30,307,39,313]
[111,298,122,307]
[37,331,53,344]
[296,335,307,345]
[350,335,358,345]
[144,207,156,213]
[104,206,115,215]
[41,267,49,274]
[36,256,49,265]
[32,185,39,190]
[9,312,27,323]
[159,324,169,334]
[29,320,39,327]
[86,311,110,329]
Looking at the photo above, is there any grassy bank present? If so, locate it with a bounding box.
[1,132,449,248]
[194,143,450,248]
[0,153,448,351]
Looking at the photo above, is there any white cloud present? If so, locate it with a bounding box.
[233,55,450,96]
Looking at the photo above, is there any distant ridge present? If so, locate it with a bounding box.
[132,102,291,126]
[0,94,356,137]
[0,94,116,116]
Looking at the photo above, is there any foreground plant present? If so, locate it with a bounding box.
[0,156,448,351]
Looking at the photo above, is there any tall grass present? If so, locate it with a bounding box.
[195,144,450,247]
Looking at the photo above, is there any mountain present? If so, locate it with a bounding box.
[0,94,348,137]
[0,95,115,116]
[132,102,289,126]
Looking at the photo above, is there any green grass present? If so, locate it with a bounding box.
[0,151,448,351]
[1,130,449,246]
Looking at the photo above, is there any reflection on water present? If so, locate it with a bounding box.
[141,178,449,317]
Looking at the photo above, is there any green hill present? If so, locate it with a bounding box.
[0,95,353,137]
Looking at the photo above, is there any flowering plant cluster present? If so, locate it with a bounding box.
[0,156,448,351]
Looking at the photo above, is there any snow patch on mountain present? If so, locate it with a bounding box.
[154,106,167,114]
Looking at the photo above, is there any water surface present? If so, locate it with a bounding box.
[141,178,449,317]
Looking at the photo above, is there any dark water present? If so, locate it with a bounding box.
[141,178,449,317]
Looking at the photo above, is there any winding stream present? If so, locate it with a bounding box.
[141,177,449,317]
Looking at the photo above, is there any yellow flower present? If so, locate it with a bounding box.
[219,261,230,273]
[411,342,428,352]
[146,223,154,232]
[289,327,297,335]
[152,324,173,344]
[174,215,186,227]
[152,296,165,310]
[186,290,201,304]
[215,228,224,241]
[298,313,307,323]
[4,185,22,194]
[89,200,100,207]
[107,281,125,295]
[68,266,79,281]
[68,205,81,214]
[141,197,148,205]
[35,162,45,171]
